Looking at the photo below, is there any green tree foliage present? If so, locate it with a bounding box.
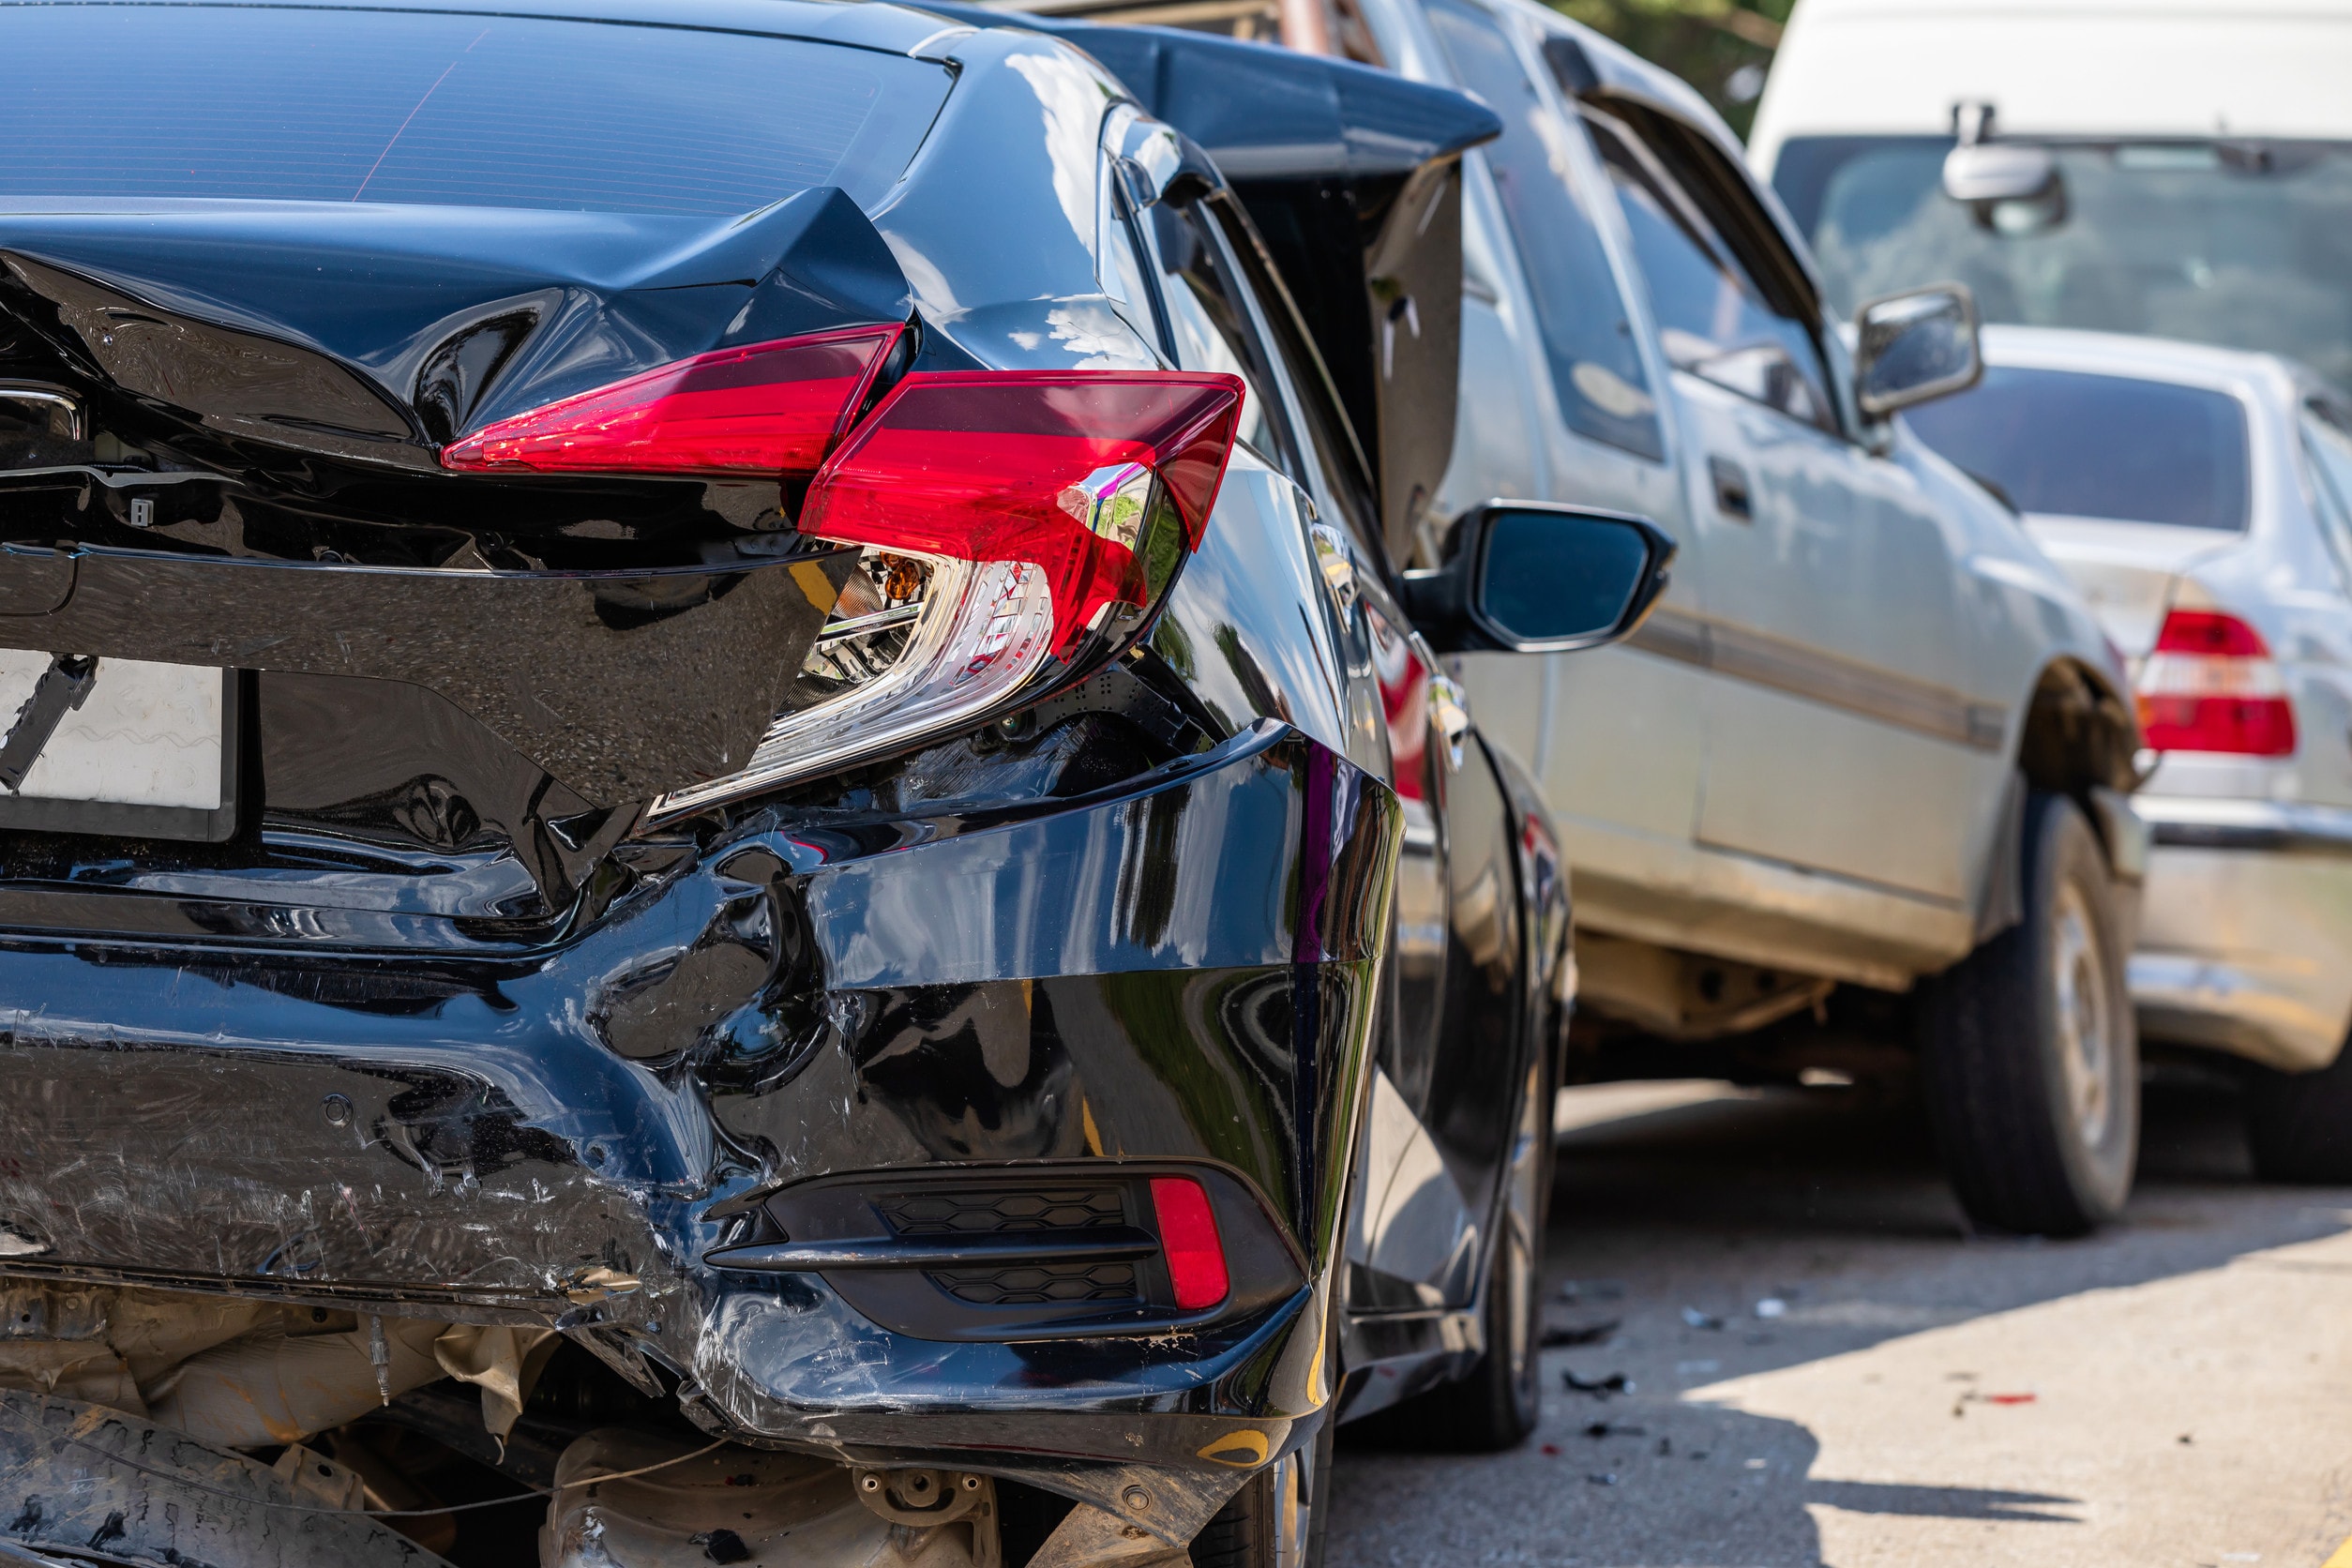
[1548,0,1792,140]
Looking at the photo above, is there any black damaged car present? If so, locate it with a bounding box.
[0,5,1672,1565]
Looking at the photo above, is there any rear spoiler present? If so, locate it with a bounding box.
[926,8,1501,564]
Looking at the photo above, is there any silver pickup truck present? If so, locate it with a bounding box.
[1340,0,2148,1234]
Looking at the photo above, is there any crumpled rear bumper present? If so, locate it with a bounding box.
[0,720,1399,1540]
[2132,795,2352,1071]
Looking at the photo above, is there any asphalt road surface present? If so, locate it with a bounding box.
[1329,1077,2352,1567]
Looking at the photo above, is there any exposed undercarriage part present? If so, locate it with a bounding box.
[1568,933,1925,1090]
[1572,929,1836,1043]
[0,1284,1057,1567]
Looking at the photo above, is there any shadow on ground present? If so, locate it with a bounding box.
[1325,1077,2352,1566]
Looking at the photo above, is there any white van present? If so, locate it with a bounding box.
[1751,0,2352,387]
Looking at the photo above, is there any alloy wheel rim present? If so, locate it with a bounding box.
[1271,1445,1314,1567]
[2051,881,2113,1148]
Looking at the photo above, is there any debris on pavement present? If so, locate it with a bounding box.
[1561,1280,1628,1303]
[1542,1318,1622,1347]
[1588,1472,1619,1486]
[1952,1389,2038,1416]
[1562,1370,1635,1398]
[1583,1422,1647,1439]
[1754,1297,1788,1319]
[1681,1306,1726,1331]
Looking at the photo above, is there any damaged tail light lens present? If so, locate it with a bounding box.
[2137,609,2298,757]
[799,371,1242,653]
[437,327,1243,818]
[439,325,901,477]
[650,368,1243,819]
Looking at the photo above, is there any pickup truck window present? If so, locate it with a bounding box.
[1423,0,1663,462]
[1588,112,1839,436]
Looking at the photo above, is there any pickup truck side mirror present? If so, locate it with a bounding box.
[1853,282,1983,418]
[1402,502,1675,655]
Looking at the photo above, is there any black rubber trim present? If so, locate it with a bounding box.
[706,1227,1160,1273]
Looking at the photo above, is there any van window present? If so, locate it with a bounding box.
[1779,136,2352,390]
[1423,0,1662,461]
[1588,114,1838,434]
[0,6,947,216]
[1902,367,2250,531]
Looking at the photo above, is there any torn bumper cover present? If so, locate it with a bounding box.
[0,721,1399,1538]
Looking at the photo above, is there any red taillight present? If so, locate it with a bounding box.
[2137,608,2297,757]
[1149,1175,1229,1311]
[799,371,1244,656]
[440,324,902,478]
[452,337,1247,817]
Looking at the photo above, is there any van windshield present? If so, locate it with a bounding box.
[1774,137,2352,386]
[1900,365,2251,531]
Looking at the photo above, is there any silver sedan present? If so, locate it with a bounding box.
[1904,324,2352,1179]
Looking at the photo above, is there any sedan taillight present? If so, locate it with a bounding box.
[2137,609,2298,757]
[438,328,1246,815]
[440,325,903,479]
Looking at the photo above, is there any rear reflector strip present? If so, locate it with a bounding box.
[439,324,901,478]
[2138,609,2297,757]
[1149,1175,1229,1311]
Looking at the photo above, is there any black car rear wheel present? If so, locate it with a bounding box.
[1362,1055,1551,1451]
[1190,1409,1334,1568]
[1922,792,2138,1236]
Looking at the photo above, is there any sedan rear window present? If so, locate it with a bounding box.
[1901,366,2251,531]
[0,6,948,216]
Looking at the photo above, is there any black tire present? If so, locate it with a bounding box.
[1190,1406,1334,1568]
[1356,1054,1552,1452]
[1920,791,2138,1236]
[2245,1036,2352,1182]
[0,1390,453,1567]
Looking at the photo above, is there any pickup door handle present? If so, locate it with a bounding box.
[1709,455,1753,520]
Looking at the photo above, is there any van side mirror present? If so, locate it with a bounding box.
[1853,283,1983,418]
[1402,503,1675,655]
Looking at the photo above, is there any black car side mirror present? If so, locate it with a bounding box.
[1402,503,1675,655]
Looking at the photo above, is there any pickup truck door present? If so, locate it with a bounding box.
[1420,0,1704,906]
[1589,108,1987,906]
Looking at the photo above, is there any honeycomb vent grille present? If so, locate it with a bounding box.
[875,1185,1126,1237]
[934,1260,1140,1305]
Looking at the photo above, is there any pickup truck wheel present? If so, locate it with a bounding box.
[1921,792,2138,1236]
[2244,1035,2352,1182]
[1189,1410,1334,1568]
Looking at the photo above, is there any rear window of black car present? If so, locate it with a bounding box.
[1902,365,2251,530]
[0,6,948,216]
